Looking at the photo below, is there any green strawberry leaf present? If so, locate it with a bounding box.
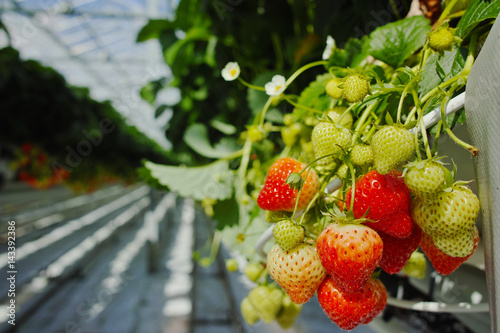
[327,36,370,68]
[418,45,466,96]
[369,16,431,68]
[183,123,239,158]
[144,159,233,201]
[296,73,331,112]
[456,0,500,38]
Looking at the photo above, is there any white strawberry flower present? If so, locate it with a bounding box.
[264,75,286,96]
[322,35,336,60]
[221,62,240,81]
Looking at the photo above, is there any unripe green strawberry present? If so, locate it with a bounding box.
[244,262,265,282]
[281,123,302,146]
[276,295,302,329]
[343,74,369,103]
[311,122,352,167]
[404,160,449,202]
[265,210,292,223]
[401,251,427,279]
[411,185,480,257]
[273,220,305,251]
[371,125,415,174]
[428,27,454,52]
[325,78,343,99]
[327,106,353,129]
[248,285,283,323]
[225,258,239,272]
[241,297,260,325]
[350,144,374,167]
[336,163,349,179]
[247,125,266,142]
[283,114,295,126]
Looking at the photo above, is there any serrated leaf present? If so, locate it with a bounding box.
[418,45,466,96]
[144,160,233,201]
[369,16,431,68]
[296,73,331,112]
[327,37,370,68]
[456,0,500,38]
[183,123,238,158]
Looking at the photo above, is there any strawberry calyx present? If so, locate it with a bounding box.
[285,172,305,191]
[322,204,374,226]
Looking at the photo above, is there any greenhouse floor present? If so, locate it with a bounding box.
[0,182,485,333]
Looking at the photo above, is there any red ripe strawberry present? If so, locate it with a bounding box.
[420,227,480,275]
[345,170,413,238]
[257,157,320,212]
[361,278,388,325]
[267,243,327,304]
[316,222,383,293]
[379,223,422,274]
[318,276,387,330]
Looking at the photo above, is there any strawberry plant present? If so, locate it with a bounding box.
[142,0,500,330]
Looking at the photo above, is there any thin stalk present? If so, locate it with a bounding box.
[412,90,433,159]
[431,121,443,156]
[352,101,378,144]
[257,96,274,127]
[283,95,324,115]
[237,77,266,91]
[438,0,459,21]
[285,60,328,86]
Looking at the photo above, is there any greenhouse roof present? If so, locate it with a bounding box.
[0,0,178,148]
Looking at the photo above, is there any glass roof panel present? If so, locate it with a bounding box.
[0,0,174,149]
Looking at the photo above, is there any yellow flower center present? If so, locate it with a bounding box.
[230,69,237,76]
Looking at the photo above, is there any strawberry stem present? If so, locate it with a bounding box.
[285,60,328,87]
[283,94,324,115]
[412,89,433,160]
[237,77,266,91]
[352,100,378,144]
[431,120,443,156]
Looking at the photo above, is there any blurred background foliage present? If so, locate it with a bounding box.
[137,0,413,166]
[0,46,171,192]
[0,0,415,192]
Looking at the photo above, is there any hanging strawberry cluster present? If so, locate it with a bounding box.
[225,5,486,330]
